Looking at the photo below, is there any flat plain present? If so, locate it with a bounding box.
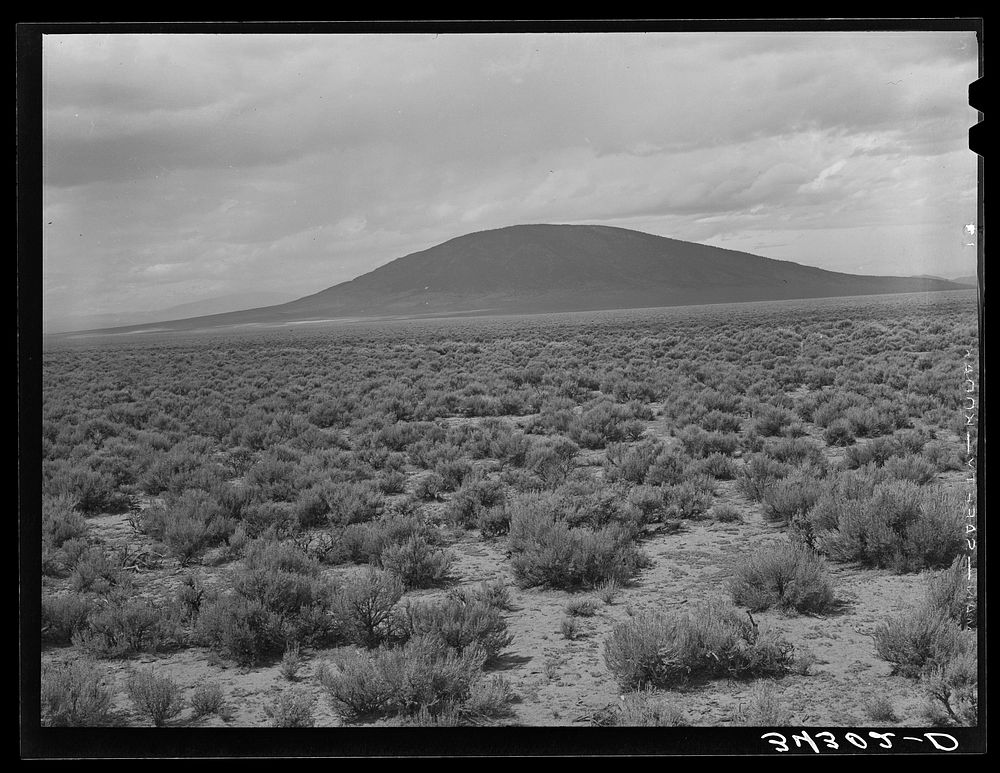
[39,290,980,729]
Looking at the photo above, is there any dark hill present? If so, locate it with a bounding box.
[63,224,971,334]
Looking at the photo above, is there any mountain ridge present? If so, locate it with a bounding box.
[53,224,970,335]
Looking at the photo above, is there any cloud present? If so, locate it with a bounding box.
[41,30,979,321]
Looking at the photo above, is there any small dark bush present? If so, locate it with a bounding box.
[926,557,977,629]
[921,649,978,726]
[190,683,226,719]
[733,681,792,726]
[822,420,856,447]
[729,541,835,613]
[264,688,316,727]
[603,601,794,690]
[68,547,123,594]
[406,595,513,661]
[709,504,743,523]
[508,502,649,590]
[333,568,406,649]
[873,604,973,678]
[761,475,821,524]
[125,669,185,726]
[42,593,92,645]
[41,660,115,726]
[77,596,182,658]
[814,482,964,571]
[753,406,795,437]
[318,635,500,721]
[735,454,790,502]
[380,535,455,589]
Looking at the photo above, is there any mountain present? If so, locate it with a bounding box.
[59,224,972,334]
[950,275,979,287]
[44,291,299,333]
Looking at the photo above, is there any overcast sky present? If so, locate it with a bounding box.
[42,30,979,323]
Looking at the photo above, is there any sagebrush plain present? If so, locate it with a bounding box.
[39,290,980,729]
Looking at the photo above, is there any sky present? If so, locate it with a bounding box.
[41,30,980,326]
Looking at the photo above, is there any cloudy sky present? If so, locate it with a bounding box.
[42,30,979,326]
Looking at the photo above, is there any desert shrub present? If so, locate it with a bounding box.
[196,596,286,666]
[50,466,128,515]
[753,406,795,437]
[761,475,821,524]
[380,535,455,589]
[443,478,506,528]
[478,504,511,538]
[319,635,500,721]
[336,514,435,565]
[243,456,299,502]
[125,669,185,726]
[280,641,305,681]
[308,399,354,429]
[434,458,474,492]
[814,482,964,571]
[324,481,384,525]
[174,573,206,621]
[333,568,406,649]
[603,440,663,484]
[700,410,742,433]
[41,660,116,727]
[926,557,977,629]
[42,494,89,549]
[508,504,648,590]
[709,504,743,523]
[565,598,599,617]
[596,578,621,605]
[406,596,513,661]
[624,484,668,525]
[662,481,713,520]
[728,541,835,613]
[197,541,336,664]
[764,437,824,468]
[921,649,978,726]
[568,401,643,449]
[139,490,234,563]
[593,691,688,727]
[264,688,316,727]
[883,454,938,484]
[560,616,581,640]
[526,437,580,486]
[822,420,856,447]
[76,596,182,658]
[42,593,93,645]
[686,452,739,481]
[922,440,963,471]
[676,426,739,458]
[735,454,790,502]
[893,428,930,455]
[643,449,687,487]
[873,604,973,678]
[293,487,330,529]
[413,472,446,501]
[68,546,123,593]
[552,478,629,529]
[782,422,809,439]
[733,681,792,726]
[862,694,898,723]
[190,683,226,719]
[448,579,515,612]
[603,601,794,690]
[375,469,407,495]
[843,436,901,469]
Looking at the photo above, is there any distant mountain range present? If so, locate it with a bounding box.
[45,291,299,333]
[55,224,973,335]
